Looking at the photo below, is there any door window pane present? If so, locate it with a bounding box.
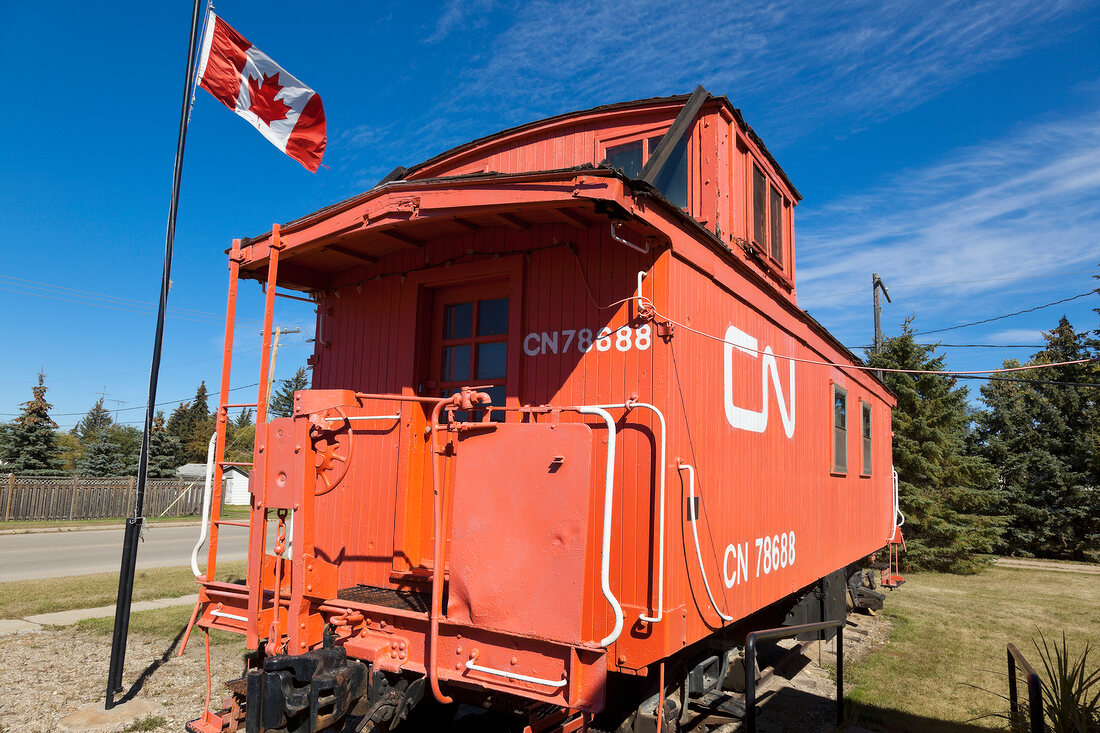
[477,298,509,336]
[443,344,470,382]
[476,342,507,380]
[444,302,473,339]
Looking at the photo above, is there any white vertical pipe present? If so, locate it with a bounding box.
[190,432,218,578]
[576,405,625,648]
[678,461,733,622]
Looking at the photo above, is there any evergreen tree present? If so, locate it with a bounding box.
[77,429,126,476]
[975,317,1100,561]
[234,407,253,429]
[148,411,180,478]
[0,372,64,474]
[270,367,309,418]
[166,382,215,464]
[72,398,113,441]
[165,400,194,457]
[867,321,1004,573]
[76,424,141,477]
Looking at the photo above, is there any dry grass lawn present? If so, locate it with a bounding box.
[0,561,245,620]
[847,563,1100,731]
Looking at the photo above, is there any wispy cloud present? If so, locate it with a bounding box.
[424,0,497,44]
[426,0,1079,146]
[796,112,1100,323]
[339,0,1080,175]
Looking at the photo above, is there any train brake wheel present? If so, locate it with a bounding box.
[310,407,353,496]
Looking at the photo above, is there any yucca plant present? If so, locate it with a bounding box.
[1034,631,1100,733]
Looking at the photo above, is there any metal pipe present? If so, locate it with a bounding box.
[328,414,400,422]
[576,405,624,647]
[611,221,649,254]
[744,619,845,732]
[105,0,204,707]
[428,397,454,705]
[633,402,666,625]
[464,657,567,688]
[191,432,218,578]
[678,460,733,622]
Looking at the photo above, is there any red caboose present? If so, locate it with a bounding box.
[185,88,900,732]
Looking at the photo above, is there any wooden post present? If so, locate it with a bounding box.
[69,476,78,520]
[4,474,13,522]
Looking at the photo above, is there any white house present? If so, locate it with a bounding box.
[176,463,251,506]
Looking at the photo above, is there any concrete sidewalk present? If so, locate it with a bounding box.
[0,594,198,635]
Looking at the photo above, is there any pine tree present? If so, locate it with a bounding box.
[148,411,180,478]
[867,321,1004,573]
[77,430,126,477]
[0,372,64,474]
[270,367,309,418]
[234,407,253,429]
[975,317,1100,560]
[72,398,114,441]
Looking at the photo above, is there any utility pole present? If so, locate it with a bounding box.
[262,326,302,415]
[872,273,891,381]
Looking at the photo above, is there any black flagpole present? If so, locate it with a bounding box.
[106,0,205,708]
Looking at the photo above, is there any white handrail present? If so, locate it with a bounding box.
[678,461,733,622]
[190,432,218,578]
[633,403,666,624]
[585,399,667,625]
[891,468,904,539]
[576,405,624,647]
[464,658,567,688]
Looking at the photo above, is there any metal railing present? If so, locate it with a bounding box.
[1007,643,1045,733]
[744,619,845,732]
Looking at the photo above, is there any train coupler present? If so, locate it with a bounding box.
[242,647,368,733]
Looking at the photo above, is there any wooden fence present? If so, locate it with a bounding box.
[1,475,205,522]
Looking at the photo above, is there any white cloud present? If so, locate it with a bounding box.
[796,112,1100,325]
[430,0,1079,144]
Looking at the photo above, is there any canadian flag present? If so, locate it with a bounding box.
[196,13,326,172]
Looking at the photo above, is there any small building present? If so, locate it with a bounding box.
[176,463,250,506]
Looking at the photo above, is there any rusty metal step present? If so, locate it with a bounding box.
[336,584,433,613]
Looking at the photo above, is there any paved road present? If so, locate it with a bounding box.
[0,523,250,582]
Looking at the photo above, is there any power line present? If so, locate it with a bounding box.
[915,289,1098,335]
[0,274,267,326]
[953,374,1100,389]
[799,269,1098,302]
[846,343,1046,350]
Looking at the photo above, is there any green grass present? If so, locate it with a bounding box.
[846,565,1100,731]
[0,562,246,620]
[0,515,200,530]
[0,504,250,530]
[75,603,243,647]
[122,714,168,732]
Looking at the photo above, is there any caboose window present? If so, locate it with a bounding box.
[433,285,510,422]
[833,386,848,473]
[652,132,689,209]
[861,401,872,476]
[752,164,767,247]
[602,133,688,208]
[769,185,784,264]
[605,141,644,178]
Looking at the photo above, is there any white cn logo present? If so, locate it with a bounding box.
[723,325,795,438]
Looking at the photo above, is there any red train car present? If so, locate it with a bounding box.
[184,87,901,732]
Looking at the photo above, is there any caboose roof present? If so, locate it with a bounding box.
[400,92,800,199]
[240,90,798,248]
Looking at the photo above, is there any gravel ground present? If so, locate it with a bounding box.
[0,612,892,733]
[742,611,893,733]
[0,628,243,732]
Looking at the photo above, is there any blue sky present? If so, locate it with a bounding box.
[1,0,1098,430]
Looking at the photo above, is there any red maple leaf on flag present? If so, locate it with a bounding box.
[246,72,291,126]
